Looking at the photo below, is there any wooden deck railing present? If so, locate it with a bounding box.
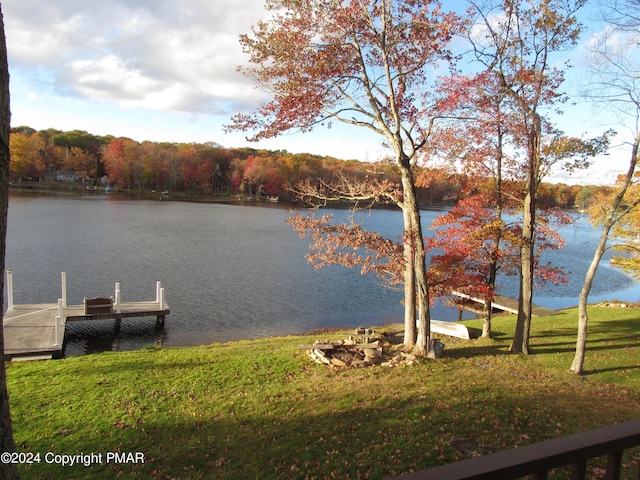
[388,418,640,480]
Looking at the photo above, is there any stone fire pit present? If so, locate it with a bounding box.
[299,327,443,368]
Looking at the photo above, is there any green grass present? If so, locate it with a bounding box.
[6,306,640,479]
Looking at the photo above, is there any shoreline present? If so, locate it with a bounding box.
[8,181,455,211]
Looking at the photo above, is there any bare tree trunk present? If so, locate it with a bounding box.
[413,212,431,356]
[511,114,541,354]
[399,163,431,356]
[402,207,416,349]
[0,5,20,479]
[571,231,608,374]
[512,190,534,354]
[482,305,493,338]
[483,261,497,339]
[572,131,640,374]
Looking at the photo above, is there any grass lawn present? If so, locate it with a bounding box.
[6,306,640,479]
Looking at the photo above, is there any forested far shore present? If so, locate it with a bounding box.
[9,125,611,209]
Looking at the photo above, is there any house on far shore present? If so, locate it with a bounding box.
[55,170,78,182]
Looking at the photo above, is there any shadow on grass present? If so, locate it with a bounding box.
[584,364,640,376]
[15,390,445,479]
[57,352,230,378]
[445,314,640,359]
[588,317,640,335]
[466,327,509,340]
[442,341,511,359]
[15,376,640,480]
[529,337,640,355]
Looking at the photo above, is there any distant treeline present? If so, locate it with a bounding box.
[9,126,610,209]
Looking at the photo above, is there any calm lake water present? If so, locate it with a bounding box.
[4,193,639,357]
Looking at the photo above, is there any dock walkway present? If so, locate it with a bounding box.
[452,291,558,317]
[3,271,169,360]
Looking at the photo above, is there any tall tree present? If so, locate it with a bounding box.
[428,193,522,338]
[434,54,601,341]
[228,0,461,354]
[427,191,570,338]
[8,132,45,181]
[0,4,21,479]
[62,147,96,177]
[50,130,109,177]
[571,0,640,374]
[228,0,463,355]
[467,0,586,353]
[429,71,521,338]
[101,137,139,189]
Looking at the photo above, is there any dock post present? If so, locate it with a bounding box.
[156,286,166,328]
[55,299,63,346]
[61,271,67,308]
[113,281,122,330]
[114,282,121,313]
[159,286,165,310]
[6,269,13,310]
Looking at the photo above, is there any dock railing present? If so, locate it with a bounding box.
[4,270,169,359]
[388,418,640,480]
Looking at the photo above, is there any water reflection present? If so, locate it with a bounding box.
[63,319,167,357]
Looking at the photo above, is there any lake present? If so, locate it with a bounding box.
[4,193,639,356]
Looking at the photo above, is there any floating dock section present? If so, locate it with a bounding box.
[3,271,169,360]
[452,291,558,317]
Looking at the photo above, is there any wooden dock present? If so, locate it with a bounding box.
[3,271,169,360]
[452,291,558,317]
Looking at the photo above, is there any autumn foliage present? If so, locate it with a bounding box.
[287,213,404,288]
[428,196,570,299]
[9,126,607,210]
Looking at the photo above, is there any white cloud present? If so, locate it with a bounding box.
[583,24,640,61]
[65,55,163,100]
[468,11,508,49]
[3,0,268,114]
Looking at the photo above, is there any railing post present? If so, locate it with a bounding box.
[571,461,587,480]
[55,299,64,346]
[160,287,165,310]
[156,281,162,303]
[605,451,623,480]
[6,269,13,310]
[114,282,121,312]
[61,271,67,308]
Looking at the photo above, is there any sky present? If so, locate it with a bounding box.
[3,0,637,185]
